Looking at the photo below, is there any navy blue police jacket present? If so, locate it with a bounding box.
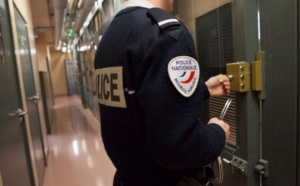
[94,6,226,186]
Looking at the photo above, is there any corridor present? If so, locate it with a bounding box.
[43,96,115,186]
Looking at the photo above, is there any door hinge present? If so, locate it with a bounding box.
[223,156,248,176]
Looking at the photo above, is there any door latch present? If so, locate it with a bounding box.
[223,156,248,176]
[252,52,266,99]
[226,62,250,92]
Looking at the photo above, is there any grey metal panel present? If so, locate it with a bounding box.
[232,0,260,185]
[260,0,298,185]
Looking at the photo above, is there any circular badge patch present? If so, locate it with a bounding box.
[168,56,200,97]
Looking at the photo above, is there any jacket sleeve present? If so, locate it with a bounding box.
[202,81,210,100]
[136,27,225,169]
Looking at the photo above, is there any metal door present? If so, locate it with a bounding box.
[0,0,33,185]
[194,0,299,185]
[77,52,88,107]
[193,0,261,185]
[14,8,46,186]
[65,60,79,96]
[82,51,92,109]
[259,0,299,185]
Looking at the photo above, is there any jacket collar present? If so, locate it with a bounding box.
[122,0,155,9]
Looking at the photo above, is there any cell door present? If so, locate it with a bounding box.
[177,0,299,185]
[194,0,261,185]
[0,0,33,185]
[82,51,92,108]
[14,7,46,186]
[84,49,95,112]
[259,0,299,185]
[77,51,88,107]
[65,60,79,96]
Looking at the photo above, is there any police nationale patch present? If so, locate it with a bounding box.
[168,56,200,97]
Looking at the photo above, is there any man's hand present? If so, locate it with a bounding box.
[208,117,230,143]
[205,74,231,97]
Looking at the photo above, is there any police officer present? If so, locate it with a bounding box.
[94,0,230,185]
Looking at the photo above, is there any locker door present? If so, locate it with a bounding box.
[0,0,33,185]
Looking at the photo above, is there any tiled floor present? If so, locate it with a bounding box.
[43,96,116,186]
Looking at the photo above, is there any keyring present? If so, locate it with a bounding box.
[213,98,232,184]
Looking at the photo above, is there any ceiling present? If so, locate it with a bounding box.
[29,0,54,46]
[28,0,115,51]
[29,0,52,28]
[29,0,77,48]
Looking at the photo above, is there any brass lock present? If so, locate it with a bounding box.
[226,62,250,92]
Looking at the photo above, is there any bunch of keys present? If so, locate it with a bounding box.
[213,98,232,184]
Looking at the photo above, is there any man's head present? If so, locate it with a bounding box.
[146,0,175,13]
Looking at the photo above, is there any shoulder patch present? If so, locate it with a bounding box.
[168,56,200,97]
[147,8,181,30]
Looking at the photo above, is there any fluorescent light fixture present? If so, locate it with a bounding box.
[62,46,67,53]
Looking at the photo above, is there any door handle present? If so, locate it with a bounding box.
[35,94,40,100]
[28,94,40,101]
[15,108,28,116]
[9,109,28,126]
[9,108,28,116]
